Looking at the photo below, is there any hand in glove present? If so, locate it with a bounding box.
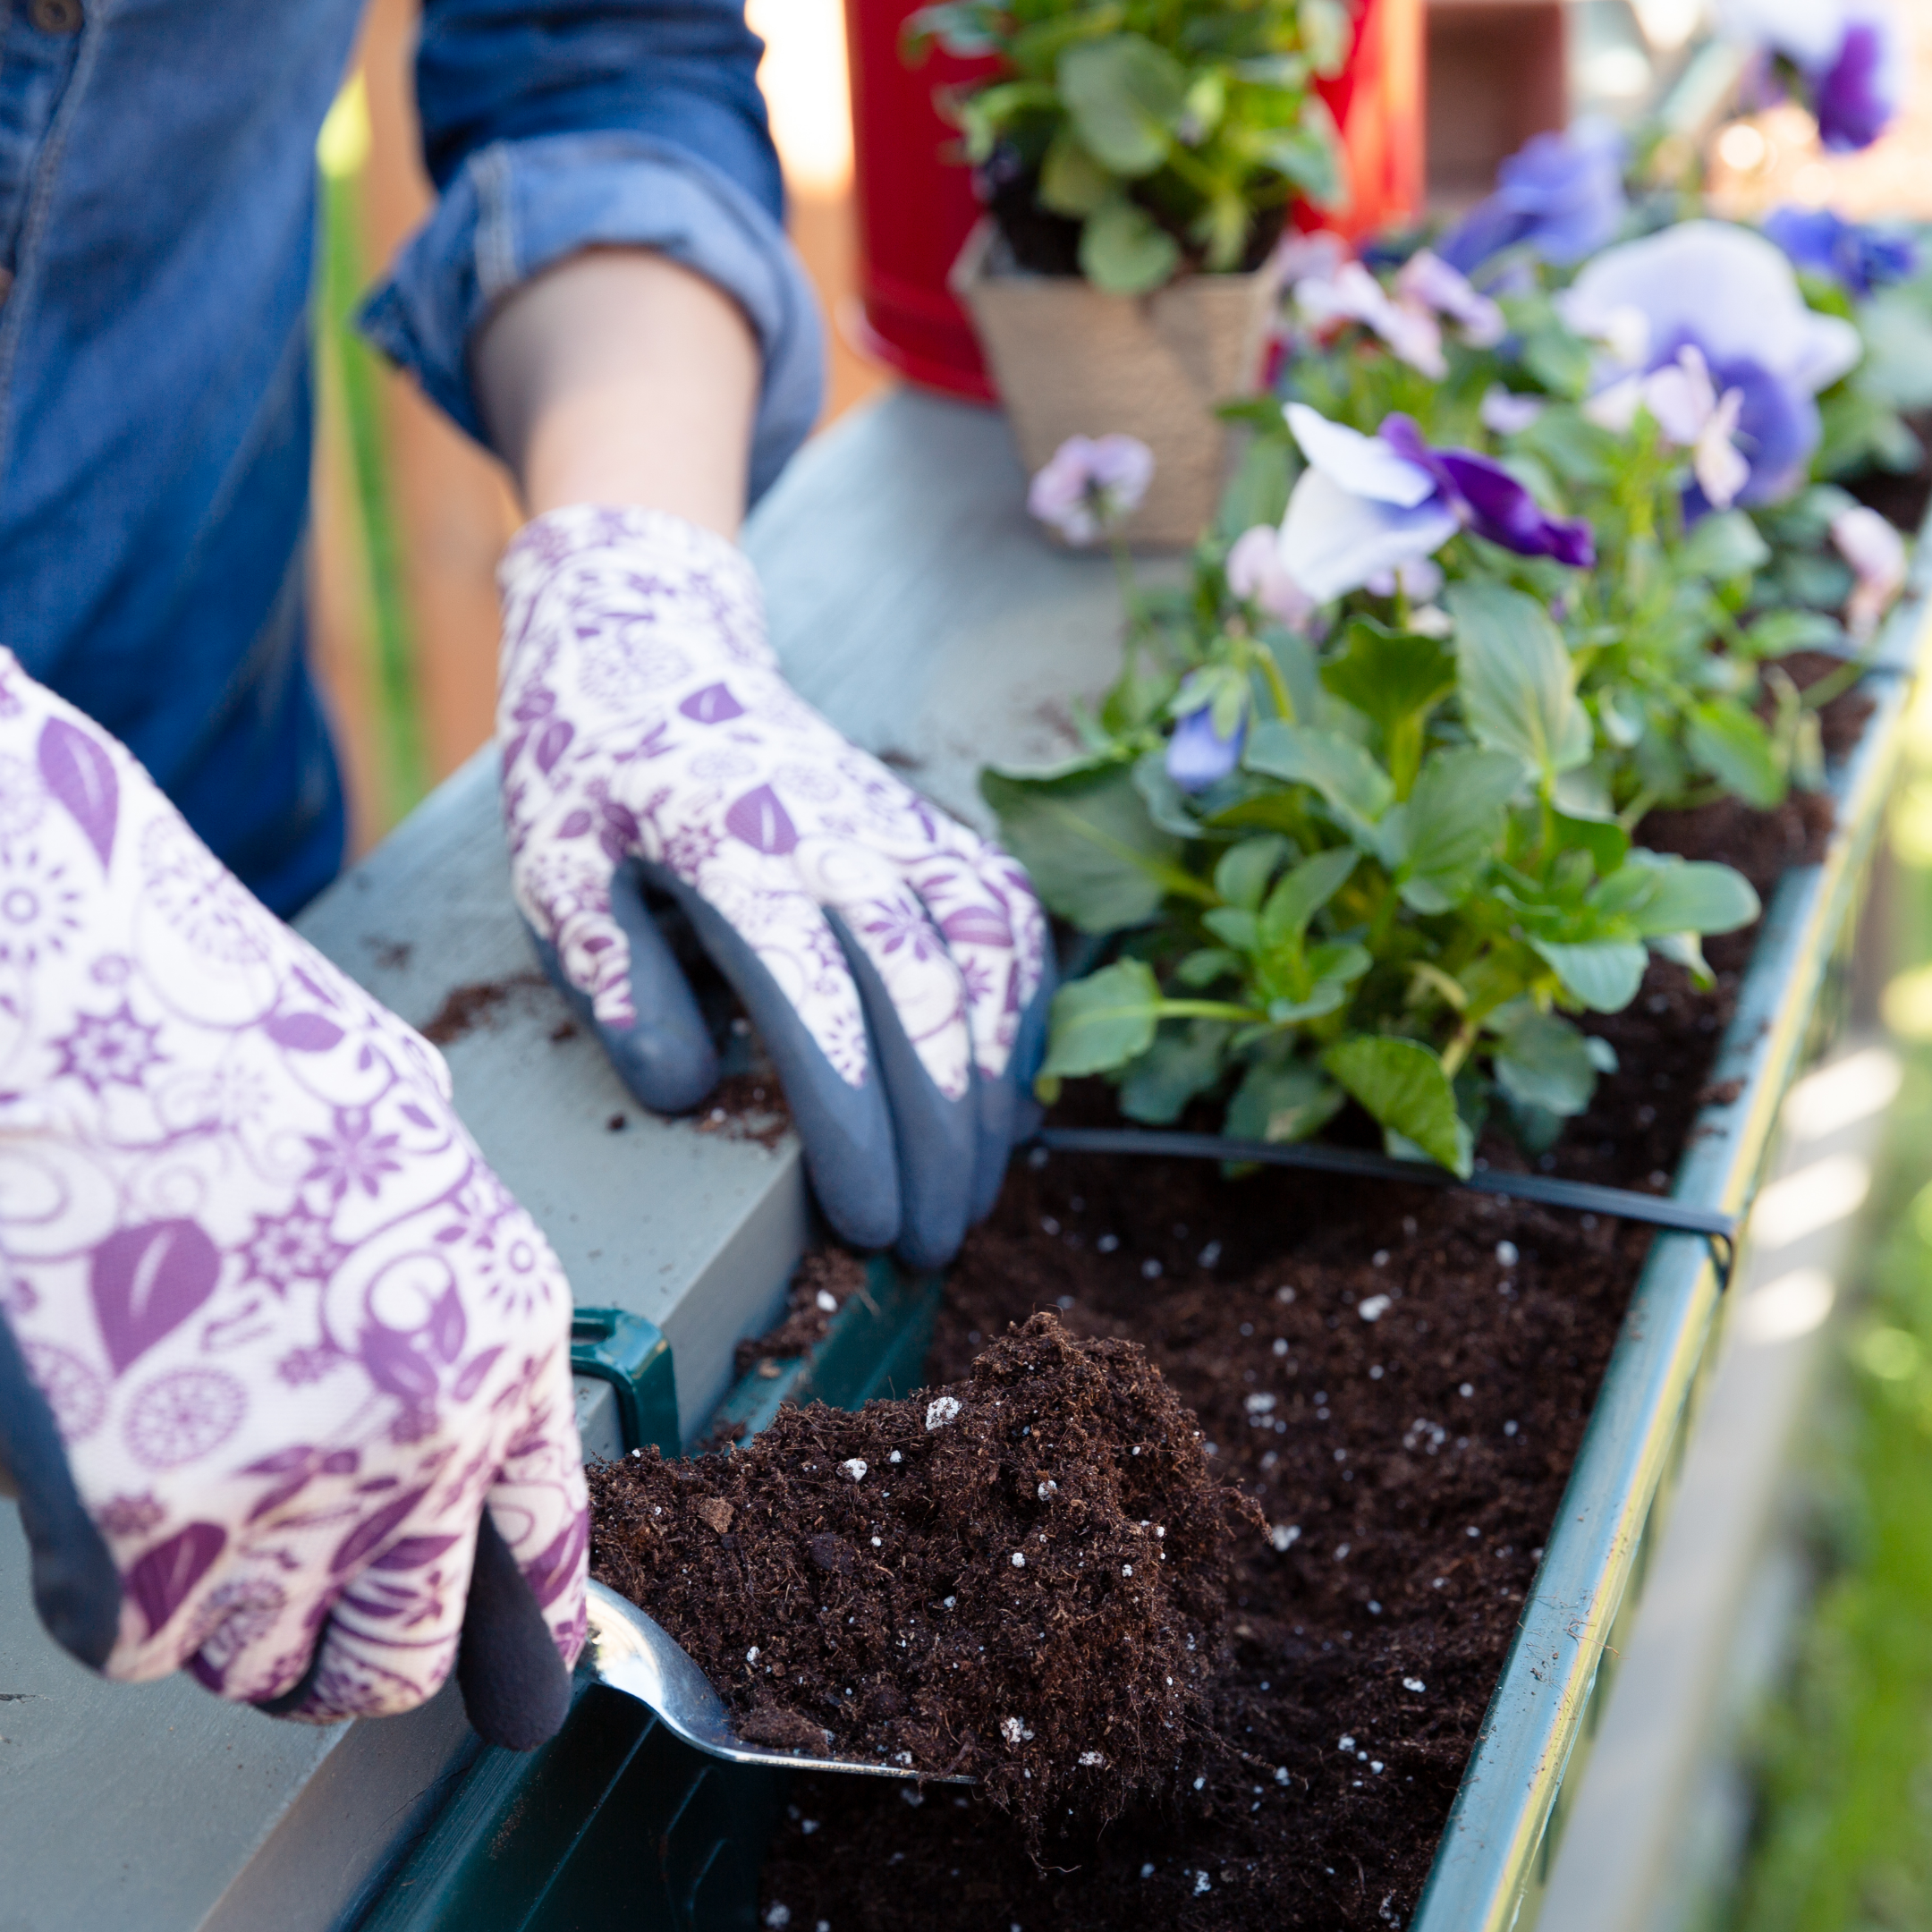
[497,505,1054,1269]
[0,655,588,1748]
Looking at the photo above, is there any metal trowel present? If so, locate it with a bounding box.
[584,1580,973,1782]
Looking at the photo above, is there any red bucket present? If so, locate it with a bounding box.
[842,0,1427,402]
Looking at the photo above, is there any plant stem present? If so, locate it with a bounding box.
[1247,636,1297,721]
[1153,997,1269,1023]
[1797,655,1870,713]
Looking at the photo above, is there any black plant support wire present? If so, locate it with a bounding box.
[1025,1125,1741,1290]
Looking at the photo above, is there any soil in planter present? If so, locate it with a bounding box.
[589,1313,1259,1844]
[1848,408,1932,532]
[981,148,1287,280]
[753,781,1859,1929]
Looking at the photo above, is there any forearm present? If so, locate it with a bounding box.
[471,247,762,538]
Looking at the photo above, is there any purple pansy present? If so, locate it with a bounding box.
[1026,435,1157,545]
[1813,14,1902,148]
[1718,0,1905,151]
[1563,220,1862,507]
[1761,205,1918,299]
[1277,405,1462,602]
[1271,403,1590,605]
[1437,119,1628,274]
[1378,416,1596,567]
[1165,695,1248,794]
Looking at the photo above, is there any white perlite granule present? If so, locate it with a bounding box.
[839,1458,868,1481]
[925,1395,962,1430]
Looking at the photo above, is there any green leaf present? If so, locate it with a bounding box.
[1393,748,1523,913]
[1214,835,1292,911]
[1531,939,1648,1013]
[1258,848,1359,951]
[1058,34,1187,177]
[1243,721,1394,834]
[1252,119,1342,203]
[1175,946,1241,988]
[982,762,1183,931]
[1321,1036,1471,1175]
[1306,939,1373,986]
[1518,320,1595,401]
[1120,1020,1231,1123]
[1650,929,1715,989]
[1080,198,1182,294]
[1856,288,1932,409]
[1514,402,1623,483]
[1040,960,1164,1078]
[1740,607,1842,657]
[1552,809,1629,877]
[1515,404,1619,485]
[1300,0,1351,71]
[1618,855,1761,936]
[1215,433,1295,539]
[1685,700,1785,809]
[1677,510,1770,581]
[1038,129,1114,216]
[1488,1005,1598,1116]
[1132,750,1206,839]
[1202,906,1260,952]
[1006,4,1125,75]
[1225,1059,1344,1143]
[1554,755,1616,824]
[1447,581,1590,788]
[902,3,1004,60]
[1266,981,1351,1023]
[1320,619,1458,739]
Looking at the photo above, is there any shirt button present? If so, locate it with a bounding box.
[30,0,84,33]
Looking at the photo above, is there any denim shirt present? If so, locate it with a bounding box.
[0,0,822,913]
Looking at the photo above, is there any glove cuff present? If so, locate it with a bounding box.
[498,504,770,676]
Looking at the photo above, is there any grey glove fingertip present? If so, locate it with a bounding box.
[0,1315,119,1670]
[825,912,977,1273]
[456,1510,573,1752]
[522,869,718,1114]
[644,872,903,1251]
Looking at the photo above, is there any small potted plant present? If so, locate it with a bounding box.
[906,0,1352,544]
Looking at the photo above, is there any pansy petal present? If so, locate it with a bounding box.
[1285,404,1439,508]
[1278,470,1459,603]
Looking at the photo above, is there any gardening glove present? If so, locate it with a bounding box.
[0,654,589,1750]
[496,505,1054,1270]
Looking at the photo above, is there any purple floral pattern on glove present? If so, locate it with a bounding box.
[0,651,589,1719]
[496,507,1049,1102]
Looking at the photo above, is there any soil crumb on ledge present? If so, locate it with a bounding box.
[589,1312,1259,1841]
[732,1248,869,1382]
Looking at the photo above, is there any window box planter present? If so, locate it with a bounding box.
[3,393,1911,1930]
[357,395,1926,1930]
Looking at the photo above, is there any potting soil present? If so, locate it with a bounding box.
[750,769,1857,1928]
[589,1313,1258,1841]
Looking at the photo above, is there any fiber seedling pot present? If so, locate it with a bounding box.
[951,219,1280,547]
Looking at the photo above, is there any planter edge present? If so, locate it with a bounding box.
[1409,576,1932,1930]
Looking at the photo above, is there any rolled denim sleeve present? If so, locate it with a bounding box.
[360,0,824,504]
